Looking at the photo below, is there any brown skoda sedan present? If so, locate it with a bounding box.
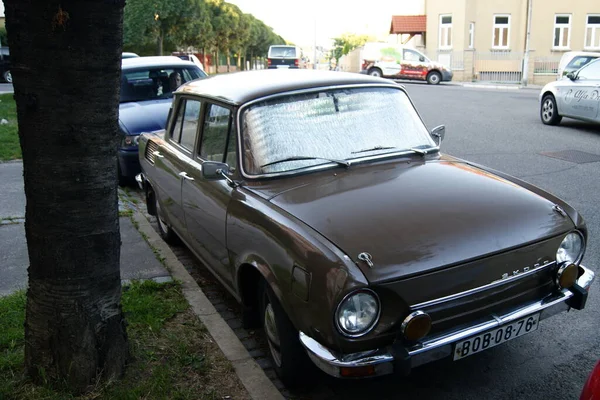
[136,69,594,387]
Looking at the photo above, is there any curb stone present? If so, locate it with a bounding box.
[131,211,284,400]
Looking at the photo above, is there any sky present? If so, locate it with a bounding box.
[227,0,425,48]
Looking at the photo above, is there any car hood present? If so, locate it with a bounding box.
[119,99,172,135]
[266,160,574,284]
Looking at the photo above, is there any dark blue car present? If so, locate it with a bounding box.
[118,56,207,185]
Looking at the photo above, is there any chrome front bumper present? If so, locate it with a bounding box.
[300,265,595,378]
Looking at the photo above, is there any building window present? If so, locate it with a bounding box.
[468,23,475,49]
[553,15,571,49]
[492,15,510,49]
[585,15,600,49]
[439,15,452,49]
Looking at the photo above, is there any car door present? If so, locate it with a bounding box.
[181,102,236,288]
[153,97,201,234]
[560,60,600,121]
[400,49,428,80]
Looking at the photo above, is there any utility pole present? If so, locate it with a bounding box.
[522,0,533,86]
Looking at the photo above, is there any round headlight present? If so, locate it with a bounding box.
[336,290,380,337]
[556,232,584,264]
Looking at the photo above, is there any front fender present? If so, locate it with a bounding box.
[227,188,369,349]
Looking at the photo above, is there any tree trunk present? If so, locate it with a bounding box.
[157,31,164,56]
[215,49,219,74]
[4,0,128,393]
[226,47,231,73]
[202,46,208,72]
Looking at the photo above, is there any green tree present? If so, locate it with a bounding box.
[331,33,372,63]
[4,0,128,392]
[124,0,211,55]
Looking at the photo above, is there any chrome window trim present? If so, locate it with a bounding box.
[334,288,381,338]
[411,260,556,310]
[234,83,435,180]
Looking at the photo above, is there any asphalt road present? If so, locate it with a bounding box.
[300,83,600,400]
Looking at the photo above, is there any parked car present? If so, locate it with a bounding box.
[360,42,452,84]
[172,52,205,71]
[267,45,303,69]
[557,51,600,79]
[581,360,600,400]
[137,69,594,387]
[540,58,600,126]
[0,47,11,83]
[118,56,207,185]
[122,52,140,59]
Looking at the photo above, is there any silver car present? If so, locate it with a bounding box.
[540,58,600,125]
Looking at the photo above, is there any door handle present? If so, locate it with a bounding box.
[152,151,164,159]
[179,171,194,181]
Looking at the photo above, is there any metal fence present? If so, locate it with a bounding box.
[533,56,561,75]
[474,51,523,83]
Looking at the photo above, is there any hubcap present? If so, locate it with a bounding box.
[542,99,554,122]
[430,74,440,83]
[264,303,282,367]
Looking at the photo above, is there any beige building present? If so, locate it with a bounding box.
[424,0,600,84]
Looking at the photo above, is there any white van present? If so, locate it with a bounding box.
[267,45,302,69]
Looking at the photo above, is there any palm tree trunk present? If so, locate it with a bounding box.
[4,0,128,393]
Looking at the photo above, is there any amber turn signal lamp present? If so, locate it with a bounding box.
[401,310,432,342]
[340,365,376,378]
[556,263,579,289]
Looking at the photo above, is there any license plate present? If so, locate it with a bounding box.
[453,313,540,360]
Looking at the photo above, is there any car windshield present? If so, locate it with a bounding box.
[241,87,435,175]
[120,66,206,103]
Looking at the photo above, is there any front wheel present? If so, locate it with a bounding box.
[426,71,442,85]
[540,94,562,125]
[260,280,313,388]
[155,194,177,244]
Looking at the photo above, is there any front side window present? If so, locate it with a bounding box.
[241,87,435,176]
[439,15,452,49]
[199,104,232,162]
[120,66,207,103]
[553,15,571,49]
[493,15,510,49]
[403,49,422,62]
[577,60,600,80]
[585,15,600,49]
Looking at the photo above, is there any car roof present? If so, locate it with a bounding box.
[122,56,195,69]
[179,69,400,105]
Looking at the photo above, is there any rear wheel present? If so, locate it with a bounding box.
[540,94,562,125]
[260,279,313,388]
[3,70,12,83]
[368,68,382,77]
[426,71,441,85]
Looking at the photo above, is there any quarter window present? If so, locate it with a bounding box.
[199,104,233,163]
[493,15,510,49]
[169,98,201,153]
[585,15,600,49]
[553,15,571,49]
[439,15,452,49]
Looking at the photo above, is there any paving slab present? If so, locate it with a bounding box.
[0,161,25,219]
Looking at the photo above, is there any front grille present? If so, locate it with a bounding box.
[423,266,556,335]
[145,140,158,164]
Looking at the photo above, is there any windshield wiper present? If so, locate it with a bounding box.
[351,146,397,154]
[260,156,350,169]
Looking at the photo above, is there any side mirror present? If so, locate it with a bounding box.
[202,161,238,187]
[419,56,425,62]
[566,72,577,80]
[430,125,445,146]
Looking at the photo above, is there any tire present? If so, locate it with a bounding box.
[368,68,382,77]
[117,163,128,187]
[540,94,562,125]
[155,194,178,244]
[260,279,314,389]
[426,71,442,85]
[3,70,12,83]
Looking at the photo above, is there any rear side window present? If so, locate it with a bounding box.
[170,98,202,153]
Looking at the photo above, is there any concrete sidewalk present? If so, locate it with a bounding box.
[0,161,171,296]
